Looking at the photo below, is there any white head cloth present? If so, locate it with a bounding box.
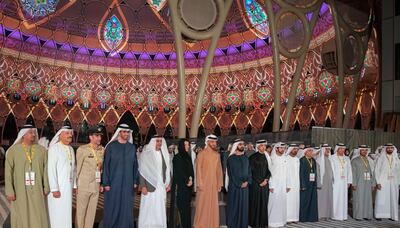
[312,147,321,158]
[255,140,268,152]
[227,143,232,151]
[106,124,133,148]
[372,145,384,159]
[49,125,73,148]
[333,143,347,155]
[271,142,287,159]
[378,143,399,164]
[256,139,269,160]
[204,134,218,148]
[376,145,384,154]
[13,124,39,145]
[351,145,370,161]
[316,144,331,185]
[285,144,299,157]
[138,136,171,188]
[225,139,245,190]
[298,146,315,159]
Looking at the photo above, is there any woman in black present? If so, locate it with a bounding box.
[249,140,272,228]
[173,139,195,228]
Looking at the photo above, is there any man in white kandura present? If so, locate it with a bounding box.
[329,143,352,221]
[286,144,300,223]
[47,125,76,228]
[138,135,171,228]
[268,142,290,228]
[374,143,400,221]
[316,143,333,220]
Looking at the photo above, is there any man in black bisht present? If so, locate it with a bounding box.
[249,139,272,228]
[172,139,195,228]
[226,139,252,228]
[299,146,319,222]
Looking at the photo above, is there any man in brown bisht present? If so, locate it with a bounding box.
[194,134,223,228]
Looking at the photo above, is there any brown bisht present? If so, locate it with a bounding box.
[193,146,223,228]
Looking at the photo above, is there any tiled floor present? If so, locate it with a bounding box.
[1,186,399,228]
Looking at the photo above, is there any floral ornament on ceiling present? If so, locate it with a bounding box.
[19,0,59,17]
[130,92,144,106]
[226,91,240,106]
[114,90,127,106]
[7,78,22,93]
[61,86,77,100]
[24,81,41,96]
[103,15,124,51]
[146,0,167,11]
[319,71,334,94]
[241,0,270,38]
[163,93,177,106]
[304,77,316,97]
[97,90,111,103]
[257,87,272,104]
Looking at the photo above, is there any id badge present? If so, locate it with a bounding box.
[309,173,315,182]
[340,171,346,180]
[25,172,31,186]
[364,172,371,181]
[29,172,35,186]
[95,171,101,183]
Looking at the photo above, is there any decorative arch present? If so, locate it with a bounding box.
[2,113,18,145]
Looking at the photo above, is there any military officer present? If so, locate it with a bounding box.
[75,125,105,228]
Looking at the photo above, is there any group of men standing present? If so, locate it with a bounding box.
[5,123,173,228]
[224,140,400,228]
[4,122,400,228]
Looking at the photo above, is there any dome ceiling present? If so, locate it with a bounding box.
[1,0,249,43]
[0,0,331,59]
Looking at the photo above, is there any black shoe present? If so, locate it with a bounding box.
[376,218,382,221]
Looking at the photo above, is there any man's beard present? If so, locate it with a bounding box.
[209,144,217,150]
[237,147,245,152]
